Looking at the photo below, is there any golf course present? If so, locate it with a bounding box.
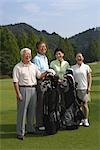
[0,62,100,150]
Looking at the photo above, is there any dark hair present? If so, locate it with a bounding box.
[54,48,64,55]
[75,52,84,57]
[36,41,47,49]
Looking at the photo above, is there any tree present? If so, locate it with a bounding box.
[58,37,75,65]
[39,33,46,42]
[27,31,38,57]
[65,38,75,65]
[86,40,100,62]
[0,27,20,76]
[17,32,28,49]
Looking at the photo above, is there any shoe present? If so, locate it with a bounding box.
[35,127,45,134]
[38,126,45,131]
[17,135,24,140]
[79,119,84,126]
[84,119,89,127]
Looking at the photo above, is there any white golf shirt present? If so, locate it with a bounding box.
[72,63,92,90]
[13,61,41,86]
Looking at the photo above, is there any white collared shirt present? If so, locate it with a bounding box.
[13,61,41,85]
[72,63,92,90]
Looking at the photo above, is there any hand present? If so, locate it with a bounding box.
[17,93,23,101]
[40,71,48,80]
[87,88,91,94]
[58,79,63,83]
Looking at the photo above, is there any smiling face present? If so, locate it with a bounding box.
[55,51,64,61]
[75,53,84,65]
[22,50,32,64]
[37,43,47,55]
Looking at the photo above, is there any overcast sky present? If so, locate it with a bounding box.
[0,0,100,38]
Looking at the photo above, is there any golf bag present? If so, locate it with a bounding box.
[58,69,84,130]
[40,72,60,135]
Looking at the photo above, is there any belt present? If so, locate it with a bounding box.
[19,85,36,88]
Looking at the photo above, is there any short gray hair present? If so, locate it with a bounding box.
[20,48,31,56]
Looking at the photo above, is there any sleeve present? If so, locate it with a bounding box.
[13,66,19,83]
[87,65,92,74]
[50,61,54,69]
[32,57,41,71]
[34,65,41,79]
[67,62,70,68]
[46,57,49,67]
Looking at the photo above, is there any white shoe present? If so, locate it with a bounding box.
[39,126,45,130]
[84,119,89,127]
[79,119,84,126]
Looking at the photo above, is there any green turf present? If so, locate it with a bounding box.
[0,62,100,150]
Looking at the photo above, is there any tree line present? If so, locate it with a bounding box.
[0,25,100,77]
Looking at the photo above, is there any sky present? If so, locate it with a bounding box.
[0,0,100,38]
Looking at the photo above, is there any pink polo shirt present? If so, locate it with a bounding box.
[13,61,41,86]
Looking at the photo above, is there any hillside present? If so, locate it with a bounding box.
[3,23,62,51]
[68,27,100,54]
[0,23,100,76]
[1,23,100,52]
[3,23,100,56]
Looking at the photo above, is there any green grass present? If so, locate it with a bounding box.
[0,62,100,150]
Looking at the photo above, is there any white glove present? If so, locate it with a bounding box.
[47,69,56,75]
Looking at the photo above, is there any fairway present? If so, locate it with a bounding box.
[0,63,100,150]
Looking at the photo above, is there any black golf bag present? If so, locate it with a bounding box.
[40,73,60,135]
[58,69,84,130]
